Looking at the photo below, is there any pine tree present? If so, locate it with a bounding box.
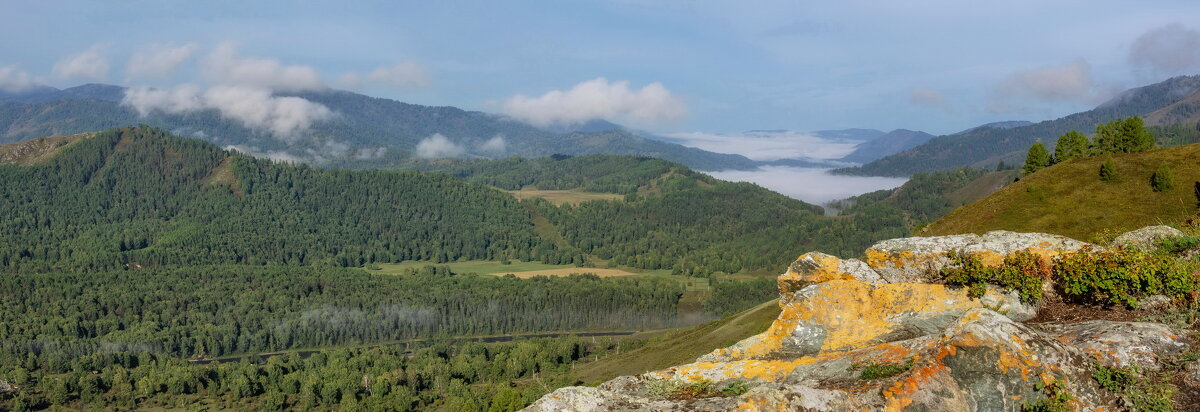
[1023,143,1051,175]
[1099,158,1118,182]
[1151,163,1174,192]
[1053,131,1089,163]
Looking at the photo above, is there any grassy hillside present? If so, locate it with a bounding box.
[571,299,781,384]
[924,143,1200,241]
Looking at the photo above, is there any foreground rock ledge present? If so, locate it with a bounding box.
[524,229,1191,412]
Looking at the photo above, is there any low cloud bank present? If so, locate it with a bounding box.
[123,84,333,140]
[664,130,859,162]
[709,166,906,206]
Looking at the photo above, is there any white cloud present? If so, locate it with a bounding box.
[502,77,687,126]
[415,133,464,158]
[1130,23,1200,76]
[0,65,38,93]
[663,130,858,161]
[202,86,333,138]
[993,60,1097,103]
[126,43,198,80]
[123,84,205,115]
[203,42,325,91]
[121,84,333,140]
[338,62,432,90]
[479,135,507,153]
[53,44,110,81]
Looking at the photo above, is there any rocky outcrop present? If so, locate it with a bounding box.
[524,229,1191,412]
[864,230,1095,283]
[1110,225,1186,251]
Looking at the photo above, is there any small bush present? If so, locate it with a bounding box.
[1151,163,1174,192]
[941,250,1049,302]
[1155,235,1200,256]
[1092,364,1136,392]
[1022,379,1073,412]
[1099,158,1118,182]
[647,379,750,399]
[859,359,914,380]
[1054,247,1198,308]
[1093,364,1177,412]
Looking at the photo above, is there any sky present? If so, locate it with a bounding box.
[3,0,1200,137]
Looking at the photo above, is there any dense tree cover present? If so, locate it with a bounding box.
[408,154,714,195]
[0,265,682,364]
[1024,143,1052,175]
[0,126,922,274]
[1149,123,1200,147]
[0,335,625,411]
[528,180,905,275]
[0,127,565,272]
[704,277,778,316]
[834,168,991,229]
[836,75,1200,176]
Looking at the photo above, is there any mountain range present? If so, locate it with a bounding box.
[0,84,962,172]
[0,84,764,171]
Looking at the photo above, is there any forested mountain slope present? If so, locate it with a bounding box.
[837,75,1200,176]
[0,127,556,272]
[0,126,919,275]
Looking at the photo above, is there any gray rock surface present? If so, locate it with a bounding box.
[1111,225,1186,251]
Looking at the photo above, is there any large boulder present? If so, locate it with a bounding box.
[1040,321,1190,371]
[864,230,1095,283]
[1110,225,1186,251]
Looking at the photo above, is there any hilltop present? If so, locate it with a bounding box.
[923,143,1200,241]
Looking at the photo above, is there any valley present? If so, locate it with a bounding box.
[4,4,1200,410]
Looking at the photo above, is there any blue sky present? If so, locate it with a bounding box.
[3,0,1200,135]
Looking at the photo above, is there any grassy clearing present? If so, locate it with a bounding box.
[368,260,687,280]
[926,143,1200,241]
[507,188,624,205]
[369,260,573,275]
[571,299,780,384]
[494,267,641,278]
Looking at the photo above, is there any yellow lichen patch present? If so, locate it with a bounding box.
[717,279,1009,360]
[671,354,840,383]
[778,253,856,293]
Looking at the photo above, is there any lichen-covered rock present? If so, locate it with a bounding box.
[865,230,1095,283]
[1040,321,1190,370]
[522,229,1188,412]
[700,280,1034,363]
[524,386,740,411]
[1110,225,1186,251]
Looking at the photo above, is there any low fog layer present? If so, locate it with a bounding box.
[663,130,860,161]
[710,166,907,206]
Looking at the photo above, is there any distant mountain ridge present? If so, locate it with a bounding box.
[0,84,758,171]
[839,129,935,163]
[835,75,1200,176]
